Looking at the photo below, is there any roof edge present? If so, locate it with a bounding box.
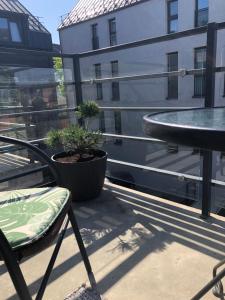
[58,0,149,31]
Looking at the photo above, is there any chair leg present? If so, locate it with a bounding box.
[36,218,70,300]
[68,207,97,289]
[0,230,32,300]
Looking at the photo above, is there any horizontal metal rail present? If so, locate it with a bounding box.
[0,106,199,119]
[99,106,198,111]
[0,82,59,90]
[0,81,76,90]
[81,69,205,84]
[0,165,48,184]
[0,107,75,119]
[107,158,202,181]
[1,136,225,191]
[216,66,225,72]
[103,133,163,143]
[217,21,225,30]
[0,45,63,58]
[0,126,27,134]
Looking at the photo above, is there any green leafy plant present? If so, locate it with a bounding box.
[53,57,65,96]
[46,101,102,155]
[76,101,100,130]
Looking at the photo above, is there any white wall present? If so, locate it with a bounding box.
[60,0,225,53]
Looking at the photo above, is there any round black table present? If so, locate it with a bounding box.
[144,106,225,300]
[144,107,225,152]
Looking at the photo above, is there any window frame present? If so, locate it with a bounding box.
[111,60,120,101]
[223,74,225,97]
[195,0,209,28]
[0,15,22,45]
[167,0,178,34]
[99,111,106,132]
[114,111,123,145]
[94,63,103,100]
[194,46,206,97]
[109,18,117,46]
[91,23,99,50]
[167,51,178,99]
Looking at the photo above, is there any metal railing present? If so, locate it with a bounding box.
[72,21,225,219]
[0,22,225,219]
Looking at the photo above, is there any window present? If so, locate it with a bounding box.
[94,64,103,100]
[95,63,101,79]
[224,75,225,97]
[195,0,208,27]
[167,0,178,34]
[0,18,10,41]
[99,111,105,132]
[167,52,178,99]
[194,47,206,97]
[114,111,122,134]
[111,61,120,101]
[0,17,21,43]
[91,24,99,50]
[109,18,117,46]
[114,111,122,144]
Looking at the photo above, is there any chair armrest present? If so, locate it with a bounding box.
[0,135,60,184]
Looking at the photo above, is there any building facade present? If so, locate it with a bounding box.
[0,0,61,139]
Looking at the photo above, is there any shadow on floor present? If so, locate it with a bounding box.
[3,184,225,299]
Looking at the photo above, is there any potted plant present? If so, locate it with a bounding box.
[46,101,107,201]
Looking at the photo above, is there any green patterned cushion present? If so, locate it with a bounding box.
[0,187,70,250]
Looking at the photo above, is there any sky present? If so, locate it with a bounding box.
[21,0,78,43]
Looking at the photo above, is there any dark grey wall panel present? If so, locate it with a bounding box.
[28,31,52,51]
[0,52,53,68]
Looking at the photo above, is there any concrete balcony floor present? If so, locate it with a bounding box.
[1,181,225,300]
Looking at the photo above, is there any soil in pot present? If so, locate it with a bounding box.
[55,151,98,163]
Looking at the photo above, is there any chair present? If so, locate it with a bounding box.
[0,135,97,300]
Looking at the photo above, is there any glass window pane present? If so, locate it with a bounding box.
[168,53,178,72]
[110,33,117,46]
[168,52,178,99]
[112,82,120,100]
[111,61,119,77]
[96,83,103,100]
[0,18,9,41]
[169,19,178,33]
[114,111,122,134]
[198,0,208,10]
[169,1,178,16]
[95,64,101,78]
[194,75,205,96]
[195,48,206,69]
[99,111,105,132]
[197,9,208,26]
[109,19,116,33]
[92,24,97,37]
[168,77,178,99]
[9,22,21,42]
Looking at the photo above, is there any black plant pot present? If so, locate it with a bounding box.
[52,150,107,202]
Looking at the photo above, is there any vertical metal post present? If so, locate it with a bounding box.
[73,54,83,106]
[73,54,83,126]
[201,23,217,218]
[205,23,217,108]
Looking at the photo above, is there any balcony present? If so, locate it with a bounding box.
[0,22,225,299]
[1,181,225,299]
